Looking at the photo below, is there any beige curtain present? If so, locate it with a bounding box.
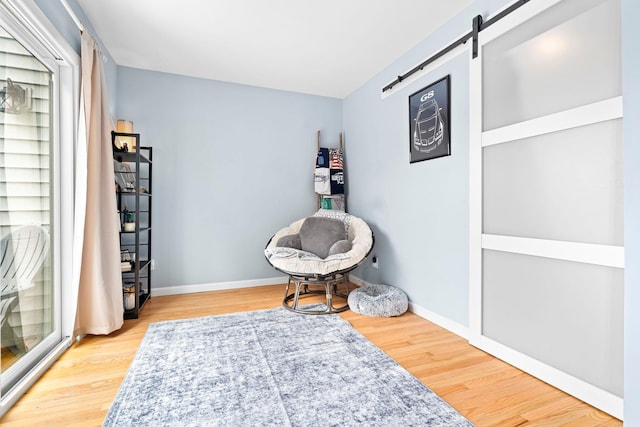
[74,32,123,336]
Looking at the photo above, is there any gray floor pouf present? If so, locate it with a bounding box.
[348,284,408,317]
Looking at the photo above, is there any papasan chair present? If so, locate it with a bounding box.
[265,210,374,314]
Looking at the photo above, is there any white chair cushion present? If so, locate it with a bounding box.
[265,214,373,277]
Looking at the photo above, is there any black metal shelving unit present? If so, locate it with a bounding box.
[112,131,152,319]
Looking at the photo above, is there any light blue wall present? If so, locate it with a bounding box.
[622,0,640,422]
[117,67,343,288]
[35,0,118,117]
[344,54,470,326]
[343,0,508,327]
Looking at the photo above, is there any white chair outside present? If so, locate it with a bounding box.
[0,225,50,354]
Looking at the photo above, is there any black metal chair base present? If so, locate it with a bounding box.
[283,273,350,315]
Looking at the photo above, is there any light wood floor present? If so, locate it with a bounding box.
[0,284,621,426]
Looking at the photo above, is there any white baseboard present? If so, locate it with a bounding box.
[348,274,369,288]
[155,274,369,297]
[153,276,288,297]
[408,302,469,340]
[349,275,469,339]
[155,274,366,297]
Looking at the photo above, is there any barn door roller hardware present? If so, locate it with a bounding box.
[382,0,530,93]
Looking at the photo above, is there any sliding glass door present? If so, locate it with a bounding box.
[0,18,60,399]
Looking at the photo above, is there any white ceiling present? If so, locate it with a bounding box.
[76,0,473,98]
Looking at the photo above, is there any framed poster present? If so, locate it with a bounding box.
[409,75,451,163]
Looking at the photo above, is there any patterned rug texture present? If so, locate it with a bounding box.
[103,307,474,426]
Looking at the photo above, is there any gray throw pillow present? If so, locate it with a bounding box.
[276,234,302,250]
[328,239,352,256]
[299,216,346,259]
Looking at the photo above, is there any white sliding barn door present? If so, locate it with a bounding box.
[469,0,623,419]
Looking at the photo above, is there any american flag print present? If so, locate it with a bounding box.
[329,148,343,169]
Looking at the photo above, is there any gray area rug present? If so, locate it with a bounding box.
[103,307,474,426]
